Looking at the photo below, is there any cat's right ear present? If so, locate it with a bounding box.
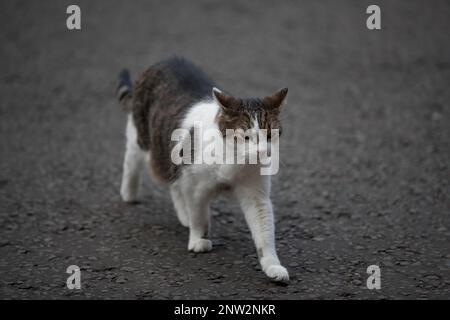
[212,87,238,113]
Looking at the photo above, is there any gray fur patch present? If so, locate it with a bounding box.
[130,57,216,183]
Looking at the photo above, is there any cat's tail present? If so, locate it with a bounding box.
[116,69,133,112]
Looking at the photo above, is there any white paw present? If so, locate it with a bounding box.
[265,265,289,283]
[120,187,137,203]
[188,239,212,253]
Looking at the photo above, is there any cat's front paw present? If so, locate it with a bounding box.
[120,187,138,203]
[188,239,212,253]
[264,265,289,283]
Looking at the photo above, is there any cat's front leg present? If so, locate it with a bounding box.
[170,184,189,227]
[235,184,289,283]
[184,183,213,253]
[187,198,212,253]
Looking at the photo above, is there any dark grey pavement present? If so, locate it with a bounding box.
[0,0,449,299]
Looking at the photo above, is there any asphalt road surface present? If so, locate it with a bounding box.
[0,0,449,299]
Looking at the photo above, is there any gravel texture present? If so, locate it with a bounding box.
[0,0,449,299]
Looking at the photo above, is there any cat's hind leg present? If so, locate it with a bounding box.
[170,183,189,227]
[120,115,145,203]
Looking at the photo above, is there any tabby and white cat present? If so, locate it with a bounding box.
[116,57,289,282]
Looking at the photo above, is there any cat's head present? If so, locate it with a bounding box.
[212,87,288,156]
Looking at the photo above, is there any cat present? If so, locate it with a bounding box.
[116,57,289,282]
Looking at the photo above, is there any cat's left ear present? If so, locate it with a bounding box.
[263,88,288,110]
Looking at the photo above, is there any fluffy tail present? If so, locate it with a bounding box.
[116,69,133,111]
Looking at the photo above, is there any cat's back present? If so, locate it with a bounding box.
[134,57,215,107]
[131,57,216,182]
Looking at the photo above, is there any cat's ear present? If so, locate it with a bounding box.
[263,88,288,110]
[212,87,239,113]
